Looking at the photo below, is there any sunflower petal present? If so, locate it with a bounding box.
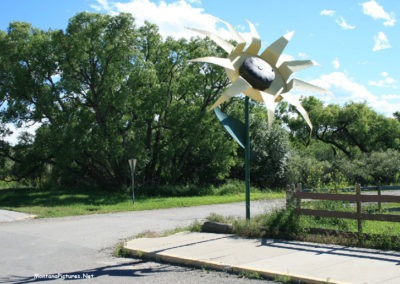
[243,88,263,102]
[280,92,312,130]
[260,31,294,66]
[260,91,277,128]
[278,60,315,82]
[189,57,235,72]
[218,18,245,43]
[229,42,246,60]
[244,20,261,55]
[186,27,234,54]
[208,77,252,111]
[287,78,330,94]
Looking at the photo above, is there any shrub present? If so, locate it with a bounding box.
[261,209,302,239]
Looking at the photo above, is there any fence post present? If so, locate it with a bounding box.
[295,183,302,213]
[286,184,293,209]
[356,183,363,244]
[377,182,382,212]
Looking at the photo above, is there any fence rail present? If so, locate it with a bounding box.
[286,183,400,239]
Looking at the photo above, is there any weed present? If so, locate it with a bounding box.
[134,230,161,238]
[237,270,263,280]
[273,274,292,283]
[189,220,203,232]
[206,213,235,223]
[114,243,131,258]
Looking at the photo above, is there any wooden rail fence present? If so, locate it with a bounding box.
[286,183,400,238]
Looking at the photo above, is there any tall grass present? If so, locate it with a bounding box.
[203,207,400,251]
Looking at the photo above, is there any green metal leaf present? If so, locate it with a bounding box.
[214,107,245,149]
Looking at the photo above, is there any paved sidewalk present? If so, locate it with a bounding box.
[125,232,400,284]
[0,209,36,222]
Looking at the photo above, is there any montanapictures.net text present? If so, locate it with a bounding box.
[34,273,94,280]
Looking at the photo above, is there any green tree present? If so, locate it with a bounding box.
[0,13,237,189]
[283,97,400,158]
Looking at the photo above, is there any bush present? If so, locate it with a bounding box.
[286,152,332,188]
[261,209,302,239]
[251,123,291,188]
[213,180,246,195]
[139,184,213,197]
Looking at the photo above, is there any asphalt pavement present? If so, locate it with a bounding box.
[2,196,400,284]
[0,199,284,283]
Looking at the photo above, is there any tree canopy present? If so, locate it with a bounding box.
[282,96,400,158]
[0,12,238,188]
[1,12,399,191]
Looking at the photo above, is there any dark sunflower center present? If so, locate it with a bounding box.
[239,56,275,90]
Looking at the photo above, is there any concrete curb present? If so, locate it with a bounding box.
[124,246,347,284]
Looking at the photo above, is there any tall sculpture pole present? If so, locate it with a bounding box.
[189,19,328,219]
[244,96,251,219]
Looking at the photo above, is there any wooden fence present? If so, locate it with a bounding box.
[286,183,400,238]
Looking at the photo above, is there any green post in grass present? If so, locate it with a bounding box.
[245,96,251,220]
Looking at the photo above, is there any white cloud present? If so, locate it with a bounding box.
[297,52,308,59]
[311,72,374,102]
[382,94,400,100]
[361,0,396,26]
[90,0,225,39]
[335,17,356,30]
[310,71,400,116]
[369,72,398,88]
[320,9,355,30]
[332,58,340,69]
[90,0,111,11]
[373,31,391,51]
[320,9,335,17]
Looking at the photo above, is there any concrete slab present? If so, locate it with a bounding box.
[0,209,36,223]
[125,232,400,284]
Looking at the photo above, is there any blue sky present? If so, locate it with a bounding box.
[1,0,399,121]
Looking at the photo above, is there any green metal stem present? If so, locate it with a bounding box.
[245,96,250,220]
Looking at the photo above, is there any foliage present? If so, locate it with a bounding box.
[250,114,291,188]
[138,184,213,197]
[0,13,236,189]
[1,13,400,192]
[261,209,302,239]
[205,208,400,251]
[283,97,400,158]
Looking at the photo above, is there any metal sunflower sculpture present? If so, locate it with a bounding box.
[188,19,328,219]
[188,19,328,129]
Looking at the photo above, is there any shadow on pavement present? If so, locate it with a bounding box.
[260,238,400,265]
[0,259,183,283]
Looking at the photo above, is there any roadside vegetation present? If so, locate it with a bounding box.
[0,180,283,218]
[202,202,400,251]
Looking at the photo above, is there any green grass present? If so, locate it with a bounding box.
[0,186,284,218]
[298,200,400,236]
[203,206,400,251]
